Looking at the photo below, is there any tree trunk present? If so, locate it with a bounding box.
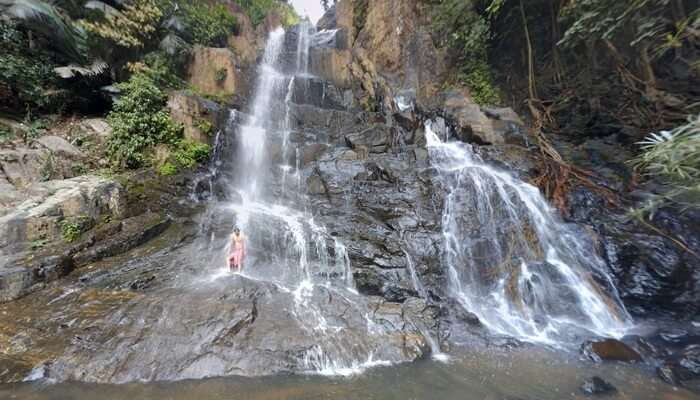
[519,0,537,100]
[550,0,563,83]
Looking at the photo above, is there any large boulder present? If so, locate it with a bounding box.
[442,90,525,145]
[0,175,125,255]
[581,339,643,363]
[0,136,85,189]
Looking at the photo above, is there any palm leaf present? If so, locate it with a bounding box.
[0,0,88,62]
[53,59,107,78]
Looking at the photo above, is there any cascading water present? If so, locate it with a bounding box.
[425,120,632,346]
[205,22,399,374]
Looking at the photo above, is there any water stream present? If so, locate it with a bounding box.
[425,120,632,346]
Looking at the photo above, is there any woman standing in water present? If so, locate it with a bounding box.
[228,227,246,272]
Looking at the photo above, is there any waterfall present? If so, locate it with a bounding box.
[212,22,393,374]
[425,120,631,346]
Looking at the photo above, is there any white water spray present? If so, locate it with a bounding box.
[425,120,631,346]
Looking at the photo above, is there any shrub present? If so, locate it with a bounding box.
[0,20,61,112]
[130,52,185,89]
[106,72,182,168]
[158,162,178,176]
[180,2,238,47]
[195,118,214,135]
[172,140,210,169]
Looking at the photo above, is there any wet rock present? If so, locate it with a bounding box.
[299,143,330,167]
[657,364,678,385]
[288,103,357,136]
[344,125,392,153]
[316,4,337,31]
[655,345,700,387]
[598,211,699,317]
[43,278,433,383]
[290,76,351,110]
[580,376,617,396]
[581,339,642,362]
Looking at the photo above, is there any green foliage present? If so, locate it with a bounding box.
[0,20,62,112]
[195,118,214,135]
[559,0,697,58]
[71,163,87,175]
[134,51,186,89]
[433,0,489,57]
[630,114,700,217]
[433,0,501,105]
[456,62,501,106]
[172,140,210,168]
[60,216,90,243]
[0,0,90,63]
[158,161,178,176]
[157,140,210,175]
[277,2,300,27]
[180,1,238,47]
[81,0,163,48]
[106,72,182,169]
[215,68,228,83]
[30,239,48,250]
[0,123,12,143]
[238,0,298,27]
[23,115,48,143]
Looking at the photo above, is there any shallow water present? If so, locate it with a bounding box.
[3,347,697,400]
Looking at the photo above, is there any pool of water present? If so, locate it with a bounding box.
[3,346,696,400]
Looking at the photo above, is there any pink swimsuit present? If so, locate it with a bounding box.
[228,238,245,269]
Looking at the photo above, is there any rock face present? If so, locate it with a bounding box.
[168,91,223,144]
[188,46,242,97]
